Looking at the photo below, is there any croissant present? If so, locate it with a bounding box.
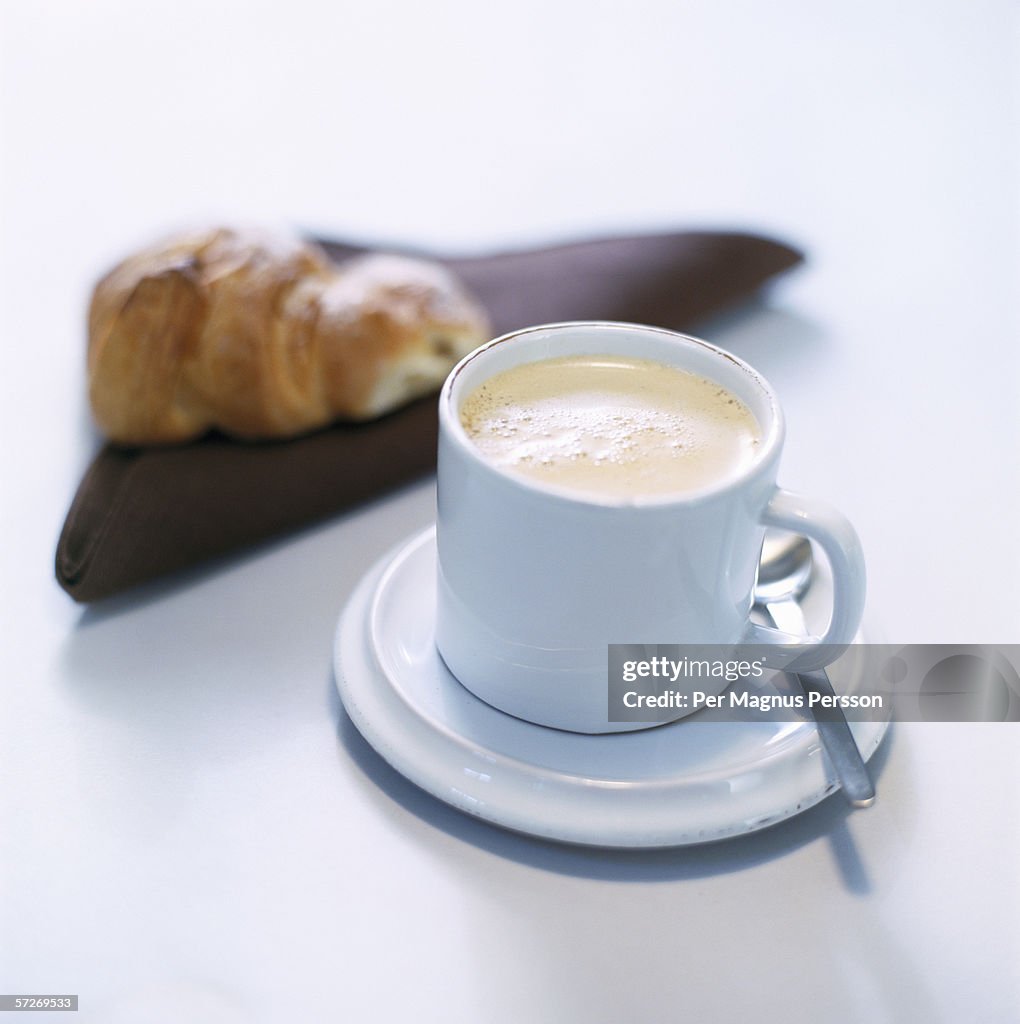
[87,227,490,444]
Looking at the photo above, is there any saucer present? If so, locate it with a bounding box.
[333,527,888,848]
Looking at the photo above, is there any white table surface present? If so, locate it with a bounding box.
[2,2,1019,1021]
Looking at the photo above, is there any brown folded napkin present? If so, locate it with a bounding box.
[57,230,803,602]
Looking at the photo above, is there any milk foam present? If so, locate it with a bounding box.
[459,355,762,498]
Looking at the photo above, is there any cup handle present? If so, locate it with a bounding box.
[743,487,866,672]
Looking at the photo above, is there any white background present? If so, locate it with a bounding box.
[1,1,1018,1021]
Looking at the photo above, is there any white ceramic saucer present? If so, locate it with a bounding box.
[333,527,888,848]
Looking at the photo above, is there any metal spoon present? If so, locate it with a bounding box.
[756,531,876,809]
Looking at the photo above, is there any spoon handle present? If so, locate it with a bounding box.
[765,597,876,809]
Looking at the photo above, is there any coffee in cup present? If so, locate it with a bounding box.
[458,354,762,499]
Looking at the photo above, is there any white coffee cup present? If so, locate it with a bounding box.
[435,321,865,733]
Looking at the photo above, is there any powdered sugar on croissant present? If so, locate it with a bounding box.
[87,227,490,444]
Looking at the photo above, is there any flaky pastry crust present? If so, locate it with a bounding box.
[87,227,490,444]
